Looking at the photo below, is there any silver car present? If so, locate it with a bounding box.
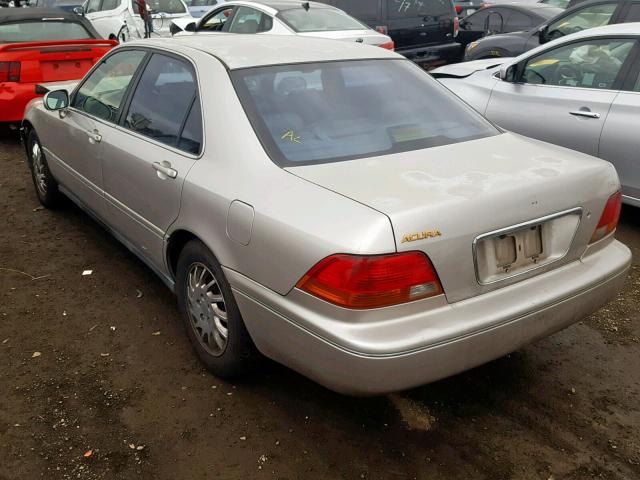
[432,23,640,207]
[22,35,630,394]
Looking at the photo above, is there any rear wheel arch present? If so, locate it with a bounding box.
[166,229,201,280]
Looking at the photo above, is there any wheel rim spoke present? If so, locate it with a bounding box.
[185,262,228,356]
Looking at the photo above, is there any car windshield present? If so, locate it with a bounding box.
[232,59,499,166]
[278,7,366,32]
[387,0,452,18]
[148,0,186,14]
[0,21,92,43]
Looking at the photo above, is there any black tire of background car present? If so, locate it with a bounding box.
[27,130,62,208]
[175,239,259,378]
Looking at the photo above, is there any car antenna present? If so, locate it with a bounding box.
[302,1,310,10]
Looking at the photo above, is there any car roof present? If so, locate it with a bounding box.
[0,7,84,22]
[232,0,336,11]
[133,34,400,69]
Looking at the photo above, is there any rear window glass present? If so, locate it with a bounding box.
[232,59,498,166]
[278,7,366,32]
[148,0,187,14]
[0,21,93,43]
[323,0,379,19]
[387,0,451,18]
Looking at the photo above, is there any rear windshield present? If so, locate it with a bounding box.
[0,21,93,43]
[278,7,367,32]
[387,0,452,18]
[232,59,498,166]
[148,0,187,14]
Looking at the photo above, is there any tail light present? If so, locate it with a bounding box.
[590,191,622,244]
[453,16,459,37]
[455,5,463,14]
[296,252,443,309]
[379,40,395,50]
[375,25,388,34]
[0,62,21,82]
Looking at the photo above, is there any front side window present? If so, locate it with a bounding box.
[506,10,534,29]
[100,0,120,11]
[387,0,451,18]
[546,3,616,40]
[462,9,491,30]
[72,50,146,123]
[278,7,366,32]
[232,59,499,166]
[521,38,635,89]
[624,3,640,21]
[199,7,234,31]
[542,0,569,7]
[0,21,93,42]
[86,0,101,12]
[228,6,272,33]
[148,0,186,14]
[124,54,200,152]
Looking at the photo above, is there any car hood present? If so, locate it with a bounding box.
[431,58,508,78]
[286,132,619,302]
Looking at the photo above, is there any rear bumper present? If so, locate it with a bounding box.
[0,82,39,123]
[397,41,462,68]
[229,239,631,395]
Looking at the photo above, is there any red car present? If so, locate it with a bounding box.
[0,8,116,124]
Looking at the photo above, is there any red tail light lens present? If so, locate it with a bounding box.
[379,40,395,50]
[0,62,20,82]
[590,191,622,244]
[296,252,443,309]
[455,5,463,14]
[375,25,388,34]
[453,16,459,37]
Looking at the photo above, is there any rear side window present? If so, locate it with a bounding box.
[0,21,93,42]
[228,6,272,33]
[232,59,498,166]
[147,0,187,14]
[278,7,366,32]
[124,54,201,153]
[624,3,640,21]
[387,0,451,18]
[100,0,121,11]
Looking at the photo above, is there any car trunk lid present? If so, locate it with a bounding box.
[286,133,619,303]
[297,29,393,47]
[0,39,116,83]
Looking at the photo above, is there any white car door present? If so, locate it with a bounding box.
[599,60,640,206]
[486,37,636,157]
[86,0,144,40]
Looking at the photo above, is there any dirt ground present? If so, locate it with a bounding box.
[1,129,639,480]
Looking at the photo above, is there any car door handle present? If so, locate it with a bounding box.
[569,110,600,119]
[152,161,178,179]
[87,130,102,143]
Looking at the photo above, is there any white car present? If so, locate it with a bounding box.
[82,0,192,41]
[170,0,394,50]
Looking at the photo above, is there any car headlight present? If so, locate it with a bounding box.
[467,41,478,51]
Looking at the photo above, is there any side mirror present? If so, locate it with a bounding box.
[43,90,69,111]
[185,21,196,32]
[73,5,84,15]
[499,63,518,82]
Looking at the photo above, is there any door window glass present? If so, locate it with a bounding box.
[100,0,120,10]
[633,71,640,92]
[199,7,233,30]
[228,6,271,33]
[486,11,504,33]
[546,3,616,40]
[72,49,146,123]
[462,9,490,30]
[86,0,101,12]
[124,54,198,150]
[624,3,640,21]
[522,38,634,89]
[506,10,533,29]
[177,100,203,154]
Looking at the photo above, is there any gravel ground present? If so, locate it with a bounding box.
[1,129,639,480]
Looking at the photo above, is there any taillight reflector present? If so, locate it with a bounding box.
[455,5,463,14]
[379,40,395,50]
[590,191,622,244]
[296,252,443,309]
[454,16,459,37]
[0,62,20,82]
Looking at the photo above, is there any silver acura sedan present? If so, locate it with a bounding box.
[22,35,630,394]
[432,23,640,208]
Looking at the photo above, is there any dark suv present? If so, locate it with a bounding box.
[321,0,461,68]
[464,0,640,60]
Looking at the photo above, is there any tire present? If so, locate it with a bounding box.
[175,239,258,378]
[27,129,62,208]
